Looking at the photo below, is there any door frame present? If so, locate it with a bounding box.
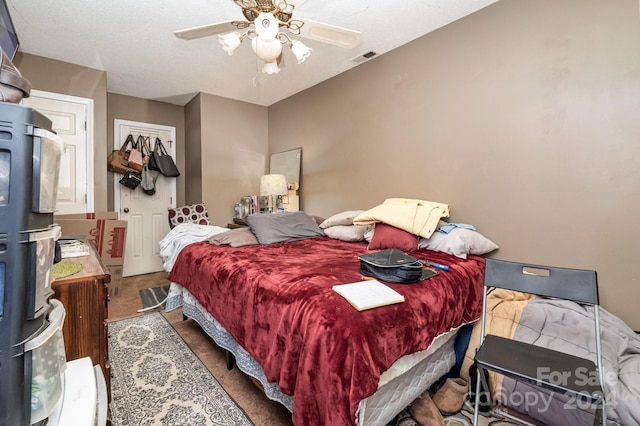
[28,89,95,212]
[113,119,177,218]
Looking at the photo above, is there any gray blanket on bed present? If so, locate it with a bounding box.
[500,298,640,426]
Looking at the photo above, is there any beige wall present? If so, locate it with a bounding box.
[14,53,109,211]
[269,0,640,328]
[107,93,186,208]
[184,94,203,206]
[190,93,269,226]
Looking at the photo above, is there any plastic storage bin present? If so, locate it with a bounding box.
[27,225,61,319]
[0,102,57,232]
[25,299,66,424]
[0,102,64,425]
[31,128,65,213]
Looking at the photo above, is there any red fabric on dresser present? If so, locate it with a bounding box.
[168,237,484,426]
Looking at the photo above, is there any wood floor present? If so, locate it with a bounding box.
[107,271,293,426]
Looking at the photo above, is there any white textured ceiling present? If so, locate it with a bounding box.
[8,0,498,106]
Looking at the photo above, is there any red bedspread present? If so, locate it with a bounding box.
[169,237,484,425]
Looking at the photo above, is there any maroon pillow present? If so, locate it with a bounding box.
[368,223,419,252]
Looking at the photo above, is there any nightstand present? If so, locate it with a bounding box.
[227,218,248,229]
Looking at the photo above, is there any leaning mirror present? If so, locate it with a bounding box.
[269,148,302,211]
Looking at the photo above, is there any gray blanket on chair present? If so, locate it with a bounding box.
[500,298,640,426]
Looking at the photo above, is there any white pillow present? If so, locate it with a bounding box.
[323,224,371,242]
[419,228,498,259]
[319,210,364,229]
[419,231,468,258]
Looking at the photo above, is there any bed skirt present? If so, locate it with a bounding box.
[166,282,458,425]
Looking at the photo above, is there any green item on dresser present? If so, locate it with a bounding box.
[52,261,83,280]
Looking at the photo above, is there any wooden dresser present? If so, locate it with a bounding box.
[52,242,111,401]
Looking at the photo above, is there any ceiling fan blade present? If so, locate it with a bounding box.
[287,0,309,9]
[294,18,362,49]
[174,20,240,40]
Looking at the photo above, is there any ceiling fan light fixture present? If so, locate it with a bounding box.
[219,32,242,56]
[290,39,312,64]
[174,3,360,76]
[262,61,280,75]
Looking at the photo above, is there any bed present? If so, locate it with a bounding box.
[161,209,492,425]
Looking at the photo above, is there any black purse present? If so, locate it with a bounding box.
[148,137,160,172]
[359,248,424,284]
[119,170,142,190]
[152,138,180,177]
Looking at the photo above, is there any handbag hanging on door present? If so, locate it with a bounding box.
[126,135,144,172]
[140,137,159,195]
[118,170,142,190]
[148,136,160,171]
[107,134,135,174]
[152,137,180,177]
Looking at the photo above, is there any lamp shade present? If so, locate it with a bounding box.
[260,174,288,196]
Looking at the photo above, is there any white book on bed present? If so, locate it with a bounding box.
[332,280,405,311]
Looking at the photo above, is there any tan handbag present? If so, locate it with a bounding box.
[107,134,135,174]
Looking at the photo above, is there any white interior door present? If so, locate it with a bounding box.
[114,120,176,277]
[22,91,94,214]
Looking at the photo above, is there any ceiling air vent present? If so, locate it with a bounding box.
[351,51,377,64]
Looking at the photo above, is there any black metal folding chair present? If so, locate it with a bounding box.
[473,259,606,425]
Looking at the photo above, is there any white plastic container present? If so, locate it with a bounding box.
[47,357,108,426]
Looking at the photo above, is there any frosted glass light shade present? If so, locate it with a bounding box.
[260,174,288,196]
[262,61,280,74]
[218,33,242,56]
[290,40,312,64]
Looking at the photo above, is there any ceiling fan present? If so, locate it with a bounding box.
[174,0,362,74]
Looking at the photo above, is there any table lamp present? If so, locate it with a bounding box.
[260,174,288,213]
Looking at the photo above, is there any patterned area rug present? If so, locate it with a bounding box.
[108,313,254,425]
